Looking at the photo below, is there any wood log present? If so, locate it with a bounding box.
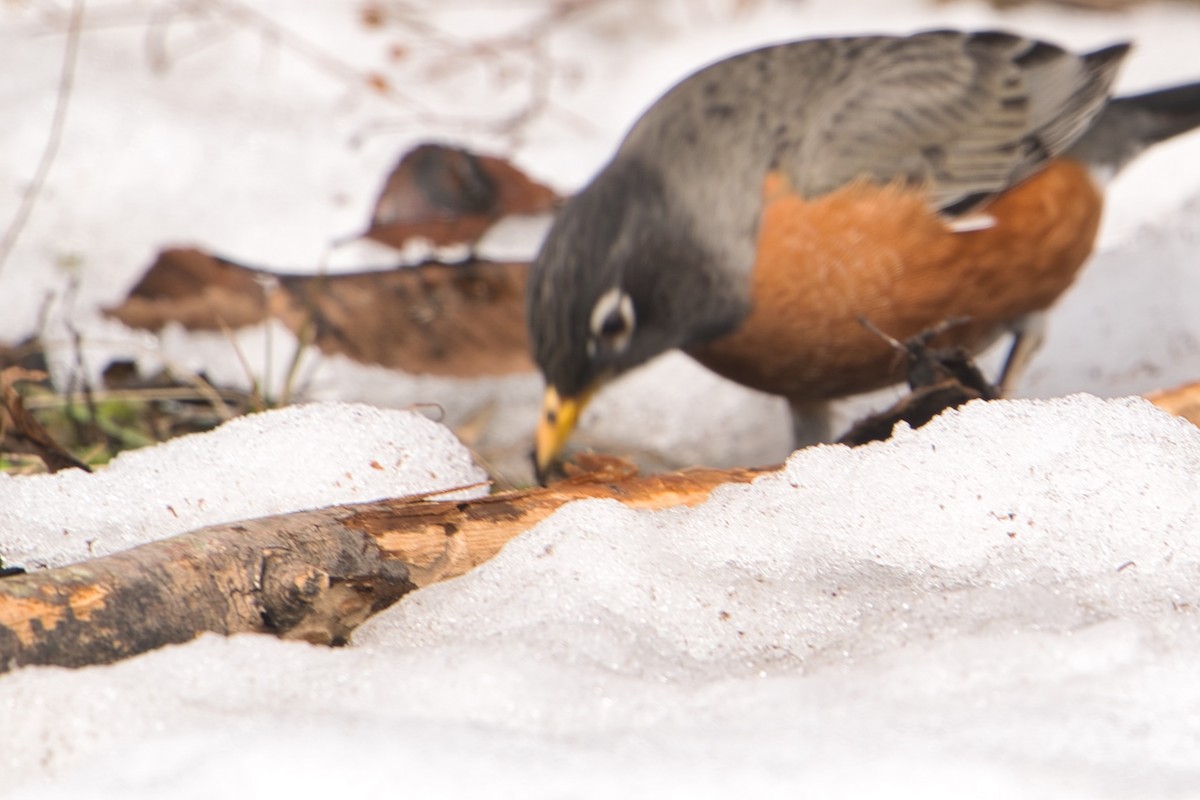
[0,462,766,673]
[1145,380,1200,429]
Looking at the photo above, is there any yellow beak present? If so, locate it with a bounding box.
[534,385,593,479]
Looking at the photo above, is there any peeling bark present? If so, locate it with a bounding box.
[0,463,766,672]
[1146,380,1200,429]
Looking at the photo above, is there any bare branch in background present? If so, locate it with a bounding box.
[0,0,85,278]
[352,0,754,149]
[142,0,426,110]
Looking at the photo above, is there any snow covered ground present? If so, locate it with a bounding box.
[5,396,1200,798]
[3,0,1200,796]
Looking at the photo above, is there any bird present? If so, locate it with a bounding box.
[525,29,1200,480]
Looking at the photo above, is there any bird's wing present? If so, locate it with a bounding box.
[783,31,1128,214]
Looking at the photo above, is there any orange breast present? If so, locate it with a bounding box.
[688,158,1104,401]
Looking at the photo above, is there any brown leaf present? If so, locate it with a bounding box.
[275,259,533,376]
[106,249,534,378]
[105,248,270,331]
[839,319,999,446]
[365,143,561,250]
[0,367,91,473]
[839,380,988,447]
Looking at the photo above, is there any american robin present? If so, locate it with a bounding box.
[526,29,1200,479]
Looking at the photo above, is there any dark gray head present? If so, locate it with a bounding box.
[525,156,748,477]
[526,156,744,400]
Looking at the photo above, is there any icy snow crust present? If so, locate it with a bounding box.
[4,396,1200,798]
[0,402,488,570]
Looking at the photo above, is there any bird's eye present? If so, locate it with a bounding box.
[588,287,636,357]
[599,311,627,337]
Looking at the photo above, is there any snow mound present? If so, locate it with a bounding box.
[367,395,1200,673]
[0,402,486,570]
[4,396,1200,798]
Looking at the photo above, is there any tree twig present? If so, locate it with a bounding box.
[0,0,86,278]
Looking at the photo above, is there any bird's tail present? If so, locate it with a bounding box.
[1070,81,1200,177]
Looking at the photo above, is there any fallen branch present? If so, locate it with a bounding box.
[0,461,765,672]
[1146,380,1200,429]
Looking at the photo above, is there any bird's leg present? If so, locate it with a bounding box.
[789,399,835,449]
[996,312,1047,397]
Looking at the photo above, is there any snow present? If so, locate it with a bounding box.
[5,396,1200,798]
[0,402,488,571]
[3,0,1200,796]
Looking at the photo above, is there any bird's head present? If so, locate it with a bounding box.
[525,157,746,480]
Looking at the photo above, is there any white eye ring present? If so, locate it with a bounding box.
[588,287,635,357]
